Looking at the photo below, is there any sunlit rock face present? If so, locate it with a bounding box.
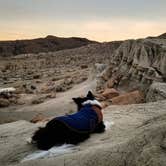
[96,37,166,93]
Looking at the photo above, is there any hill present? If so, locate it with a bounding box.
[0,35,96,57]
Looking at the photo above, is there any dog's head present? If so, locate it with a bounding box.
[72,91,101,111]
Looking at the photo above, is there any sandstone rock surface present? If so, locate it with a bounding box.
[102,88,119,99]
[111,90,145,105]
[0,100,166,166]
[96,37,166,93]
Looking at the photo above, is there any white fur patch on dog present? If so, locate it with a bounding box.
[21,144,77,162]
[82,99,102,108]
[26,137,32,144]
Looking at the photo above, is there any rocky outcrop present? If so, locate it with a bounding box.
[0,87,19,107]
[111,90,144,105]
[96,37,166,94]
[30,113,49,123]
[0,98,10,107]
[101,88,119,99]
[0,36,96,57]
[146,82,166,102]
[0,100,166,166]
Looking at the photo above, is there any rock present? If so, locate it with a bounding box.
[0,100,166,166]
[146,82,166,102]
[0,87,16,94]
[100,101,110,108]
[94,63,107,76]
[22,83,37,94]
[111,90,144,105]
[8,97,18,104]
[30,113,49,123]
[0,87,19,106]
[40,83,56,94]
[95,38,166,93]
[35,80,42,84]
[33,74,41,79]
[80,64,88,69]
[30,85,36,90]
[56,79,73,92]
[0,98,10,107]
[102,88,119,99]
[94,94,106,101]
[45,92,56,99]
[31,97,44,104]
[0,120,38,165]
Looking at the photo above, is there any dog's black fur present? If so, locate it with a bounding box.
[32,91,105,150]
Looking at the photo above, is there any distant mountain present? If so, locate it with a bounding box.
[157,33,166,39]
[147,32,166,39]
[0,35,97,57]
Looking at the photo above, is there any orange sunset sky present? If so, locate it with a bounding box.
[0,0,166,42]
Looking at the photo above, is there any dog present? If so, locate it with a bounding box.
[31,91,105,150]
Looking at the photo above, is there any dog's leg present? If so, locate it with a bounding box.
[93,121,106,133]
[26,137,33,144]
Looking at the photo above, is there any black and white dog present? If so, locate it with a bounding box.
[31,91,105,150]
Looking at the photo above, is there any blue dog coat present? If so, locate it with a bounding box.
[55,104,99,132]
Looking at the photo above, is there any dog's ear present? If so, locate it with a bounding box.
[87,91,94,99]
[72,98,78,103]
[72,97,82,104]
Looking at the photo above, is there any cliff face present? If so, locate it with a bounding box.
[96,37,166,93]
[0,36,96,57]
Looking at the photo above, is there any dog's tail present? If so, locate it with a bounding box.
[32,127,55,150]
[32,127,46,142]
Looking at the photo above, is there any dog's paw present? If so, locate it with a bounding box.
[26,138,32,144]
[26,138,36,144]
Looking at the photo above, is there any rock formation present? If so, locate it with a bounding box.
[0,100,166,166]
[96,37,166,95]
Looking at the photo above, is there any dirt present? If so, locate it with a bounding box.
[0,79,96,123]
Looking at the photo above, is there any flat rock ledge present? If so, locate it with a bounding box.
[0,100,166,166]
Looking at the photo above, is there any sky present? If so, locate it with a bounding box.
[0,0,166,42]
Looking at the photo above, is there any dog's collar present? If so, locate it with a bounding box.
[82,100,102,109]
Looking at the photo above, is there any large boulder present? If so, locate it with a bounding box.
[146,82,166,102]
[0,98,10,107]
[102,88,119,99]
[95,38,166,93]
[0,87,19,107]
[30,113,49,123]
[111,90,144,105]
